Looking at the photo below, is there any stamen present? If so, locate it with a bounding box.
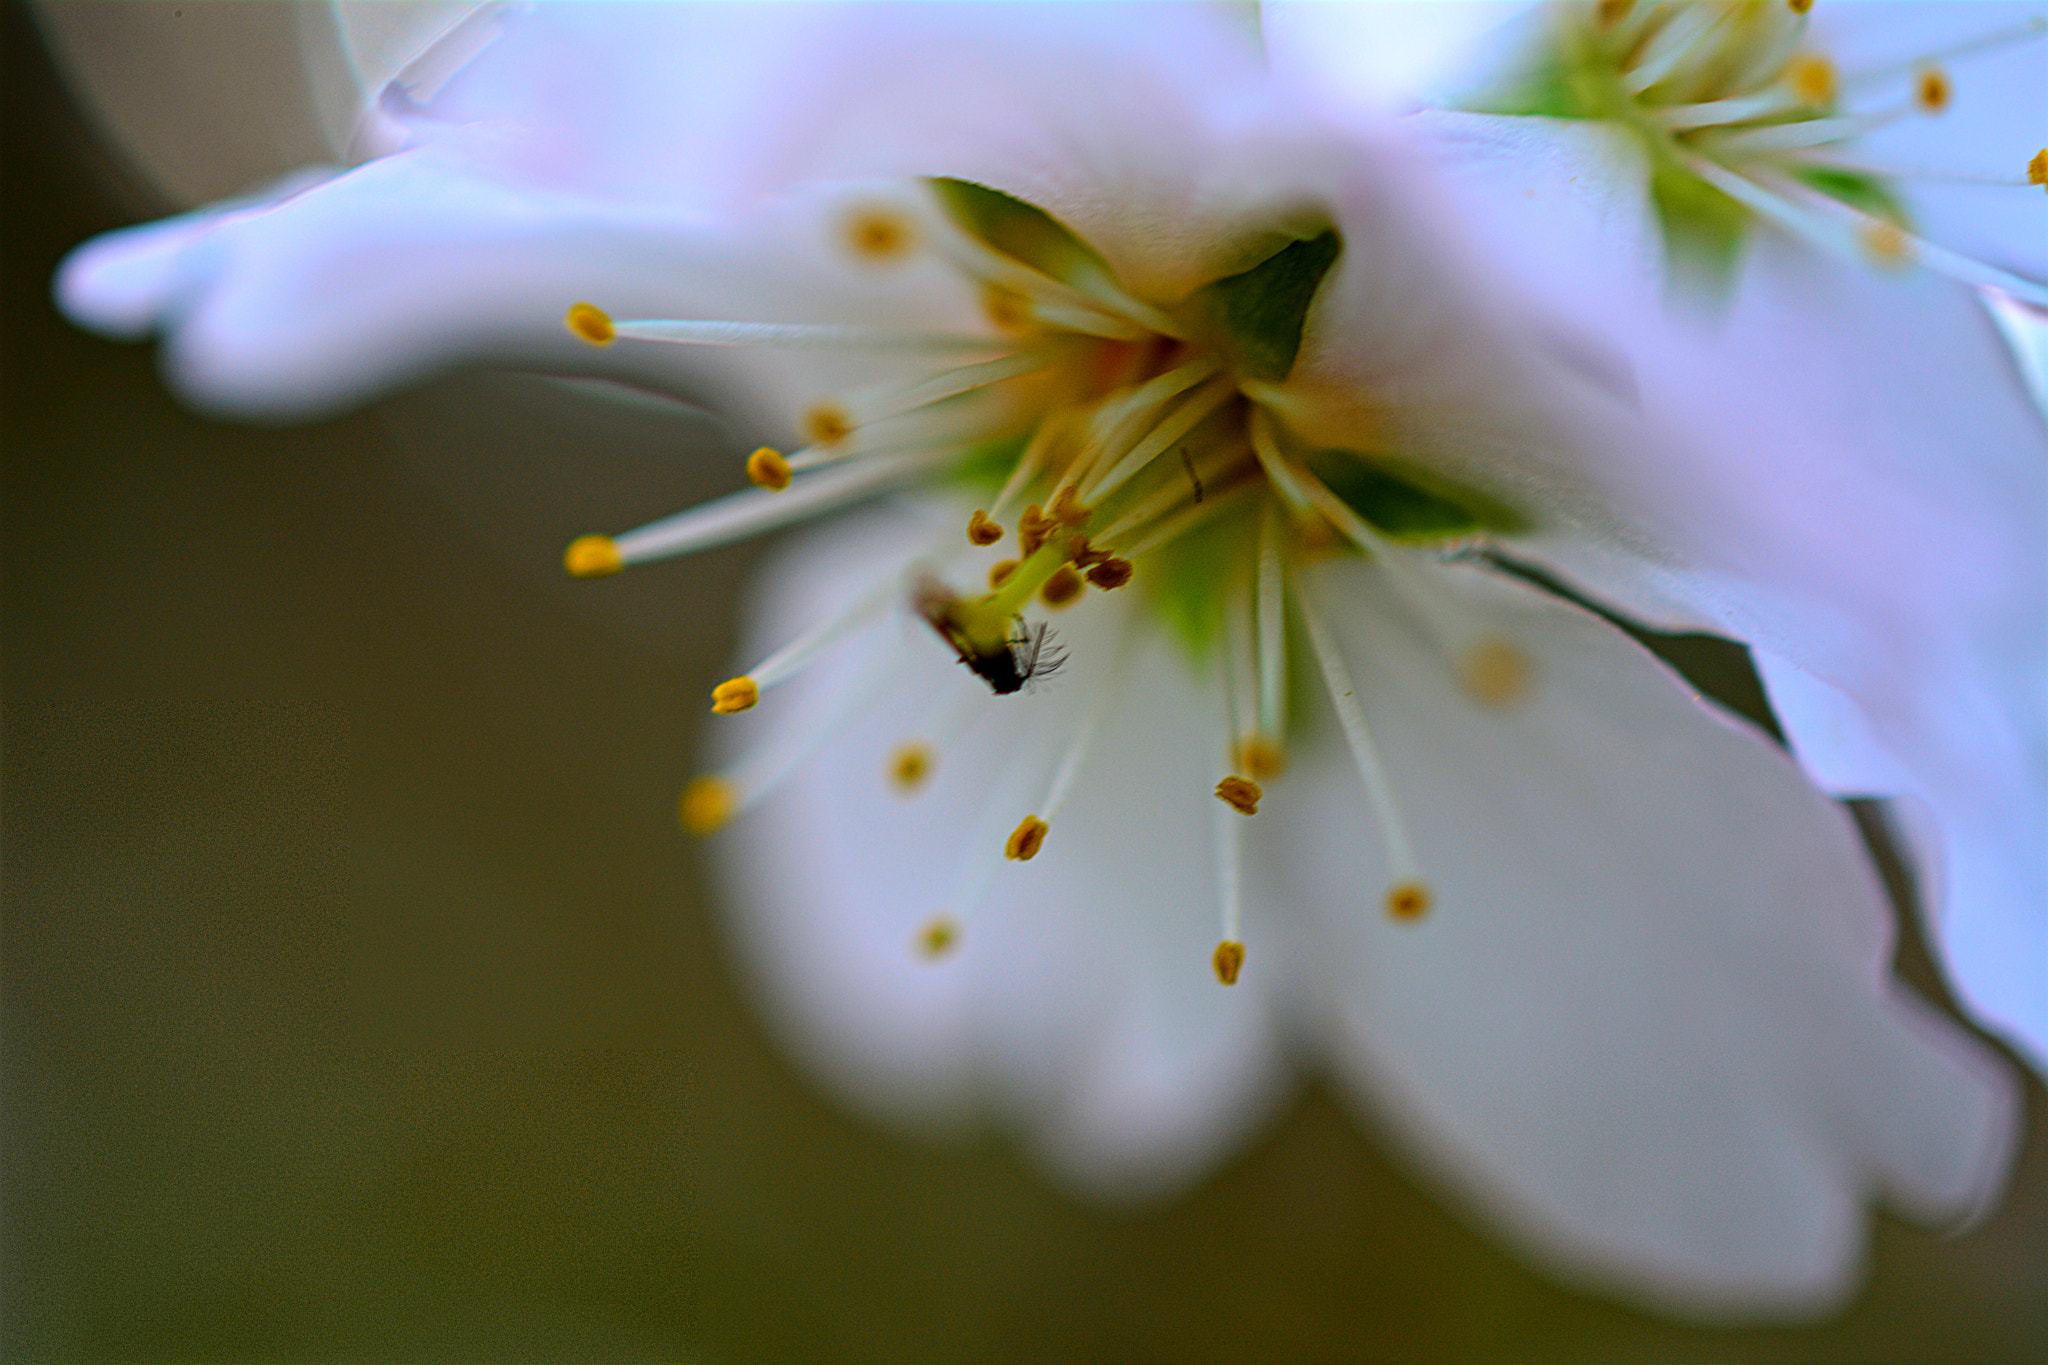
[1210,749,1246,985]
[1234,735,1288,782]
[711,677,760,714]
[1841,16,2047,96]
[841,203,918,264]
[2031,150,2048,190]
[1296,580,1429,910]
[1651,86,1806,131]
[1104,477,1258,562]
[1458,637,1535,709]
[607,317,1006,355]
[986,407,1076,522]
[1859,220,1912,268]
[728,572,904,704]
[915,914,960,959]
[746,447,793,491]
[564,534,625,578]
[1622,5,1730,95]
[1787,0,1812,14]
[889,742,936,793]
[1005,815,1049,861]
[1084,558,1133,590]
[1386,881,1433,923]
[678,775,737,834]
[966,509,1003,546]
[1786,53,1838,107]
[598,448,940,567]
[805,404,853,448]
[1913,67,1951,114]
[919,204,1160,341]
[1214,775,1262,816]
[988,560,1019,589]
[832,350,1047,431]
[1039,565,1084,609]
[1255,505,1288,746]
[1080,374,1241,504]
[1071,356,1223,492]
[565,302,615,346]
[1702,107,1906,155]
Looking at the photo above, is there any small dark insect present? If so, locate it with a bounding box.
[1179,446,1203,504]
[914,578,1066,695]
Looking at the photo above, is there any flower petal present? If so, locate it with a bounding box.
[712,504,1293,1201]
[1267,557,2017,1319]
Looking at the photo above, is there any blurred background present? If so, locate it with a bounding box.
[5,5,2044,1360]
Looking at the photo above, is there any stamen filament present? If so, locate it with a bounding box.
[1650,85,1804,130]
[1256,505,1288,745]
[1700,107,1908,156]
[607,449,937,566]
[841,350,1048,428]
[1622,5,1730,94]
[986,406,1077,522]
[742,573,904,695]
[1840,15,2047,95]
[1295,579,1425,894]
[610,318,1012,354]
[1105,477,1259,561]
[1211,793,1245,976]
[1082,374,1242,504]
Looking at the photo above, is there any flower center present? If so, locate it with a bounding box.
[1485,0,2048,299]
[562,179,1536,982]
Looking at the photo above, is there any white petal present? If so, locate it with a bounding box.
[1262,1,1536,116]
[54,153,982,425]
[1267,557,2017,1319]
[712,504,1293,1201]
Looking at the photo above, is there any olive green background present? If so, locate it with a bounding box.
[5,7,2045,1360]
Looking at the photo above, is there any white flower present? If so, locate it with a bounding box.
[54,0,2018,1320]
[1267,0,2048,1073]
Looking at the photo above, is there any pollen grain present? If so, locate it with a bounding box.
[1459,638,1534,710]
[1788,54,1837,107]
[1914,67,1951,114]
[805,404,853,447]
[916,914,960,959]
[842,204,917,264]
[1213,940,1246,985]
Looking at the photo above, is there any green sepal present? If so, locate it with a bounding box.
[1196,230,1342,382]
[1304,448,1526,543]
[928,178,1114,293]
[1793,166,1911,228]
[1650,162,1750,307]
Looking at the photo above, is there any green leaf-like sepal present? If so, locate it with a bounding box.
[1197,230,1343,382]
[1305,448,1526,543]
[1650,162,1750,308]
[929,178,1116,293]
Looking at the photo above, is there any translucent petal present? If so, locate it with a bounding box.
[1268,557,2018,1319]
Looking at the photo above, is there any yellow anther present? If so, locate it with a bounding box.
[1787,0,1813,14]
[1860,220,1913,267]
[966,509,1003,546]
[1214,775,1263,817]
[842,204,917,264]
[916,914,960,959]
[564,534,624,578]
[1213,940,1245,986]
[889,742,935,793]
[678,776,737,835]
[1387,881,1433,922]
[988,559,1020,589]
[711,676,760,714]
[1459,638,1534,710]
[1084,558,1133,591]
[1005,815,1049,861]
[1788,54,1837,107]
[1914,67,1951,114]
[1233,735,1288,782]
[746,446,793,491]
[565,302,615,346]
[982,284,1032,332]
[2029,149,2048,190]
[1039,565,1084,609]
[805,404,853,447]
